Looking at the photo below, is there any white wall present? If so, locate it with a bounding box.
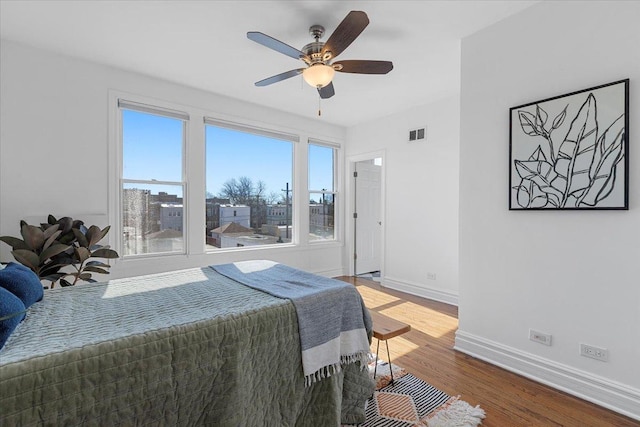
[457,1,640,419]
[0,40,346,279]
[220,206,250,228]
[346,95,460,304]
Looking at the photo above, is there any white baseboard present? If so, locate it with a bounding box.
[382,276,458,306]
[454,330,640,421]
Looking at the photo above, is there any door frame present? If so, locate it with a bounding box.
[346,150,386,277]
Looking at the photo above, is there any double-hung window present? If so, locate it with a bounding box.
[308,141,337,241]
[119,100,188,256]
[204,119,296,249]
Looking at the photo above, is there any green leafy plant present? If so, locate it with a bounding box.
[0,215,119,288]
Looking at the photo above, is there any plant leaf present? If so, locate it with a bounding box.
[11,249,40,271]
[20,224,45,251]
[528,146,547,162]
[535,105,548,129]
[60,278,73,287]
[518,111,539,136]
[555,93,598,203]
[580,167,618,207]
[90,248,119,259]
[590,115,625,179]
[42,230,62,251]
[514,183,531,208]
[43,223,60,240]
[40,261,72,276]
[514,179,551,208]
[85,225,105,248]
[73,220,86,233]
[514,160,563,206]
[0,236,29,250]
[57,217,73,234]
[73,228,89,248]
[58,231,76,245]
[579,116,625,206]
[86,260,110,268]
[99,225,111,241]
[41,273,64,282]
[40,243,71,263]
[78,272,92,281]
[75,247,91,263]
[551,105,568,130]
[83,266,110,274]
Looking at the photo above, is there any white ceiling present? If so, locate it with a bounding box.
[0,0,536,127]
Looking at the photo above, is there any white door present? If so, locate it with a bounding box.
[355,159,382,275]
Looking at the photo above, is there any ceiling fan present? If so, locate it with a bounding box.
[247,10,393,100]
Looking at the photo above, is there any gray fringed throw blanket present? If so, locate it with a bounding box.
[212,260,372,386]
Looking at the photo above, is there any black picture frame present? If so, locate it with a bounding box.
[509,79,629,210]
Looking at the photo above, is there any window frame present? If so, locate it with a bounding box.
[108,91,344,266]
[308,139,339,243]
[204,117,299,251]
[117,99,189,258]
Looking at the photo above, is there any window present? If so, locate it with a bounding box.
[119,101,187,256]
[308,142,337,241]
[205,120,295,249]
[114,95,341,259]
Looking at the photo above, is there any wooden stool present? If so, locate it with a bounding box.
[370,311,411,386]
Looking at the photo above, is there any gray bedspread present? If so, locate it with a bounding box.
[212,260,372,386]
[0,266,374,426]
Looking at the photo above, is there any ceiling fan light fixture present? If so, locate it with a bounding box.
[302,64,335,88]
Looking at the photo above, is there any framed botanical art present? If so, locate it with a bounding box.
[509,79,629,210]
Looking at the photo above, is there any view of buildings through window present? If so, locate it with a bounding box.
[121,107,186,256]
[205,124,295,249]
[308,143,336,241]
[120,103,337,256]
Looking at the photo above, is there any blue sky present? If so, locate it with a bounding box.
[122,110,333,199]
[205,126,292,197]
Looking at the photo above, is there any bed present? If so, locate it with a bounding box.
[0,262,374,426]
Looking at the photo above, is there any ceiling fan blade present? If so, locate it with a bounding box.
[247,32,309,61]
[318,82,335,99]
[334,60,393,74]
[321,11,369,60]
[255,69,304,87]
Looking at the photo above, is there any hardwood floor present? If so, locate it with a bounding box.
[338,276,638,427]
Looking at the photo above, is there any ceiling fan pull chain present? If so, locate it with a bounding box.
[318,96,322,116]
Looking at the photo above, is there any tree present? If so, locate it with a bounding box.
[219,176,267,205]
[266,191,283,205]
[218,177,269,229]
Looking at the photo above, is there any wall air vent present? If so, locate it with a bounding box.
[408,126,427,142]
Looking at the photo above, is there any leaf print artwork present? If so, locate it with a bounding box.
[509,80,628,210]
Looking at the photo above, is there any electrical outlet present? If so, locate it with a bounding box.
[529,329,552,346]
[427,272,436,280]
[580,343,609,362]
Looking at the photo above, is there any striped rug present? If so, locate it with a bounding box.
[359,373,486,426]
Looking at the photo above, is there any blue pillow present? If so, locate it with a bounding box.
[0,286,26,349]
[0,262,44,308]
